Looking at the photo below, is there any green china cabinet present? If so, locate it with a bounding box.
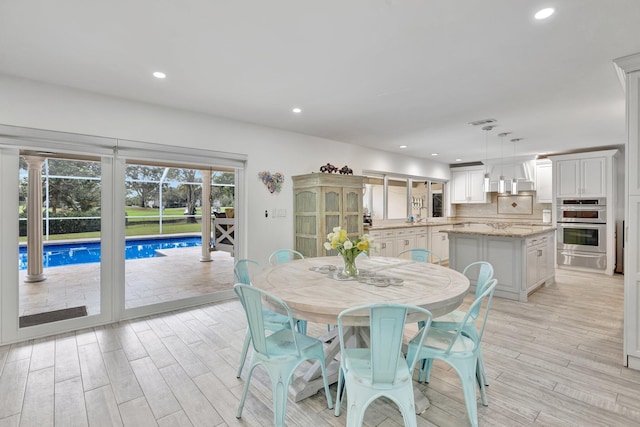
[292,173,364,258]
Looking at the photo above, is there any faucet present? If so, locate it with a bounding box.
[416,206,429,222]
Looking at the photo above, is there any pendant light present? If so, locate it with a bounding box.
[482,125,495,192]
[510,138,523,195]
[497,132,511,194]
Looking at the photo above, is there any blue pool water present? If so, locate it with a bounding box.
[19,236,202,270]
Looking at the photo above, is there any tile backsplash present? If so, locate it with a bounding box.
[453,192,551,223]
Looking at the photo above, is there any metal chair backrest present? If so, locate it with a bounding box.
[443,279,497,355]
[462,261,494,319]
[268,249,304,266]
[397,248,441,264]
[338,303,432,385]
[233,284,299,356]
[234,259,261,284]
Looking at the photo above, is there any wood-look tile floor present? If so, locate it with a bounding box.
[1,268,637,426]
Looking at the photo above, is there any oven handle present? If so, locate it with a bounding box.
[557,222,606,229]
[559,251,605,258]
[559,205,606,210]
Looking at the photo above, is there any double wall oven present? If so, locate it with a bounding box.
[557,198,607,270]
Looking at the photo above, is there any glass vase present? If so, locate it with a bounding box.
[341,253,359,277]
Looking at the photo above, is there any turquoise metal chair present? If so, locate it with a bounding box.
[334,304,433,427]
[397,248,441,265]
[234,259,261,285]
[425,261,494,391]
[267,249,308,335]
[268,249,304,266]
[234,284,333,427]
[406,279,498,427]
[234,259,295,378]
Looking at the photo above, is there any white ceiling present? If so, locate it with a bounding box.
[1,1,639,164]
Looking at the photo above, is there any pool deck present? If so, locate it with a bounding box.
[19,247,235,317]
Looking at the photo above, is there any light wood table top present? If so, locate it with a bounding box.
[251,256,470,325]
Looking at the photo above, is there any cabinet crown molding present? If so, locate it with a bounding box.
[614,53,640,73]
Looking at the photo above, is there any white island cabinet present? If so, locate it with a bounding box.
[445,225,556,302]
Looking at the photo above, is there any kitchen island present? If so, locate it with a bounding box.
[444,224,556,302]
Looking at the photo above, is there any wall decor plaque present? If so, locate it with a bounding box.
[258,171,284,194]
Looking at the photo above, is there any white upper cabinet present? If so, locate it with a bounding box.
[451,168,487,204]
[555,156,606,198]
[535,159,552,203]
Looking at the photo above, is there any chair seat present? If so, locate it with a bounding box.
[342,348,412,387]
[419,328,475,354]
[432,309,466,325]
[265,329,322,357]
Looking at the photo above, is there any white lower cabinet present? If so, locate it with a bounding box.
[395,228,417,255]
[369,225,450,261]
[369,229,396,257]
[525,236,554,294]
[415,228,428,250]
[429,226,450,264]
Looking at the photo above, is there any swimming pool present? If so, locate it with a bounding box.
[19,236,202,270]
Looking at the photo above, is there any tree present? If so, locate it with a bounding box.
[125,165,163,208]
[169,168,201,223]
[211,171,235,209]
[45,158,101,213]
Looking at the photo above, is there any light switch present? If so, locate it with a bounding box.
[278,208,286,217]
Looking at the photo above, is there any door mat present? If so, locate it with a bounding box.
[19,305,88,328]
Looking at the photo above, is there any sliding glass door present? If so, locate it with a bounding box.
[18,153,104,326]
[122,161,236,312]
[0,128,246,344]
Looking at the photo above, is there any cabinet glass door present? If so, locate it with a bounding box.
[294,189,318,257]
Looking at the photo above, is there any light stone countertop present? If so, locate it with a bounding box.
[364,220,461,231]
[443,224,556,238]
[365,220,553,235]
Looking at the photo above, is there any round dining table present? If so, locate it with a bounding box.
[250,255,470,413]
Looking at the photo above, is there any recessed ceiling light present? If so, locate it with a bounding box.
[534,8,554,20]
[431,153,439,156]
[455,158,463,162]
[399,145,408,149]
[292,107,302,114]
[153,71,166,79]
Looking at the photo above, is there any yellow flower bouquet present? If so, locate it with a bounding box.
[323,227,372,277]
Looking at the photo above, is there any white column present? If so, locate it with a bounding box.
[200,169,212,262]
[23,155,46,283]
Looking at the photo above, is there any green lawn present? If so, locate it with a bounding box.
[19,206,228,242]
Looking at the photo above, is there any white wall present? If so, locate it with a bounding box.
[0,74,450,264]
